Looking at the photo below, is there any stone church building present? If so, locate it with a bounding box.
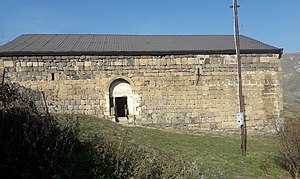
[0,34,283,133]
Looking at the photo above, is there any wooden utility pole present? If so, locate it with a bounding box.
[232,0,247,159]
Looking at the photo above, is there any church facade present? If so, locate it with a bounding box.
[0,34,283,133]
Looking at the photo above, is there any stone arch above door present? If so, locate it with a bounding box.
[108,78,140,122]
[110,79,133,98]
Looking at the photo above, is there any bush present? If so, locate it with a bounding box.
[278,112,300,179]
[0,83,78,178]
[0,108,78,178]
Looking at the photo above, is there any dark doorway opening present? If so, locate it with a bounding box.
[115,97,128,117]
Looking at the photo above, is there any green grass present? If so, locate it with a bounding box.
[56,114,291,179]
[131,128,288,178]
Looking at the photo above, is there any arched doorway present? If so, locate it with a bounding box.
[109,79,139,122]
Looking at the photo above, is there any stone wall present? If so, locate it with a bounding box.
[0,54,283,133]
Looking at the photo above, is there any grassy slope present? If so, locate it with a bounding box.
[131,128,289,178]
[56,114,291,179]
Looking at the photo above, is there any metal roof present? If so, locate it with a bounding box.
[0,34,283,56]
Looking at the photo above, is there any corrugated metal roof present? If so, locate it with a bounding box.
[0,34,283,56]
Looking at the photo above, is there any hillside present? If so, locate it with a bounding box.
[56,114,291,178]
[280,53,300,108]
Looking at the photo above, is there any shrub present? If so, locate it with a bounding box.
[278,112,300,179]
[0,108,78,178]
[0,83,78,178]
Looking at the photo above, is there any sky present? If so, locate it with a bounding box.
[0,0,299,52]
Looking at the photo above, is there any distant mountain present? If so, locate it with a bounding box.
[281,52,300,107]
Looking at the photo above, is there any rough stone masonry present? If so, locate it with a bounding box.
[0,34,283,134]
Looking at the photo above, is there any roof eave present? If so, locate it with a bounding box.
[0,49,283,57]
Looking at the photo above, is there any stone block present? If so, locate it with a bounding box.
[260,57,269,63]
[188,58,195,64]
[4,61,14,67]
[32,62,38,67]
[38,62,44,67]
[76,62,84,66]
[27,62,33,67]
